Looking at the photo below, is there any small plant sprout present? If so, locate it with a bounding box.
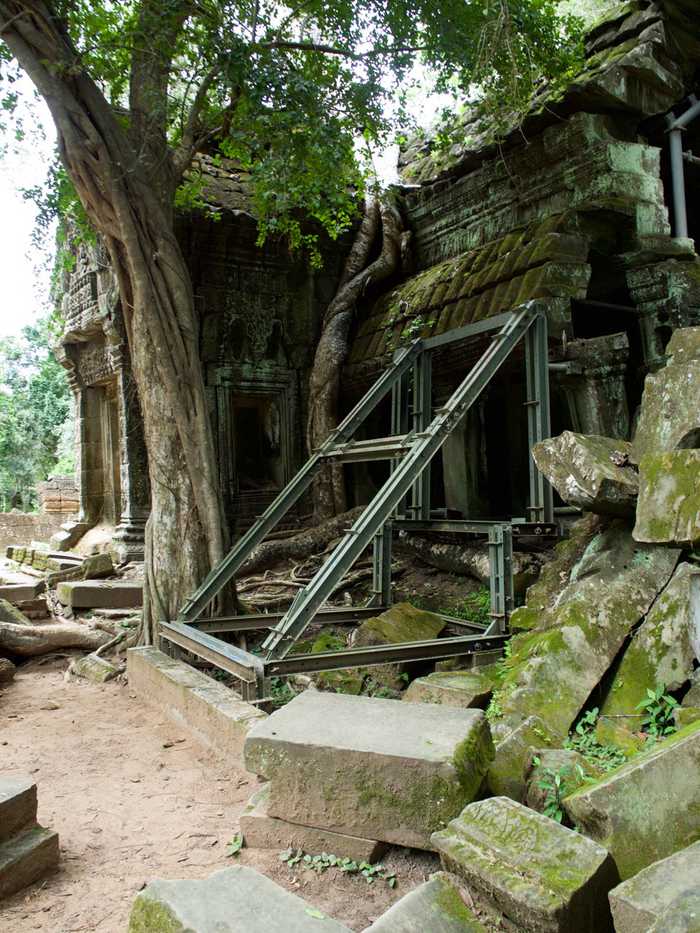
[635,685,678,739]
[279,850,397,886]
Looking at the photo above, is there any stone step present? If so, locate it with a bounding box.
[363,872,487,932]
[244,690,494,850]
[128,865,351,932]
[432,796,618,933]
[57,580,143,610]
[240,784,387,863]
[0,582,45,603]
[0,825,59,899]
[0,775,37,844]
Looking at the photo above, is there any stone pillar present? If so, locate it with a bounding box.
[111,349,150,563]
[625,255,700,372]
[554,332,631,439]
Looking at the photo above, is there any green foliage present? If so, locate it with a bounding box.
[226,832,244,856]
[0,316,73,508]
[279,849,396,886]
[448,587,492,626]
[531,755,588,823]
[269,676,296,708]
[636,685,678,739]
[1,0,584,266]
[564,707,627,773]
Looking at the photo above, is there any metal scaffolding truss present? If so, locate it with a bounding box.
[163,300,554,700]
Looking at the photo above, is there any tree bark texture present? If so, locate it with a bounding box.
[0,2,226,642]
[307,194,404,519]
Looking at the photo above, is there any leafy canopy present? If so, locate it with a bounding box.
[0,316,74,507]
[2,0,584,260]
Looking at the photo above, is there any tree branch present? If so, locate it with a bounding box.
[173,62,222,179]
[258,39,427,60]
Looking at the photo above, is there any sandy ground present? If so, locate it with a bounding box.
[0,661,439,932]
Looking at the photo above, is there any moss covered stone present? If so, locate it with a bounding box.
[509,512,603,634]
[609,840,700,933]
[432,797,618,932]
[532,433,638,516]
[494,522,679,739]
[634,451,700,546]
[563,720,700,880]
[600,563,700,728]
[402,670,493,709]
[244,690,494,850]
[488,715,563,801]
[366,872,487,932]
[128,867,351,932]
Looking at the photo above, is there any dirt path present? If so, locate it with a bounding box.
[0,662,437,932]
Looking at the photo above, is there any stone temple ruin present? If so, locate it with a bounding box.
[2,0,700,930]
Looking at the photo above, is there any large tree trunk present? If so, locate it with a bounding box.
[0,1,226,643]
[307,194,405,519]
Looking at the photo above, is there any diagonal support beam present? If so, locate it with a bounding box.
[262,303,542,659]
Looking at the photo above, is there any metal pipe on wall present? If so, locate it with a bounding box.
[666,95,700,240]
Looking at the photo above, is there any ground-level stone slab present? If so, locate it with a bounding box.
[128,865,350,932]
[532,432,638,516]
[0,825,59,900]
[609,841,700,933]
[402,670,493,708]
[432,796,617,933]
[57,580,143,609]
[0,581,44,603]
[564,720,700,880]
[0,774,36,843]
[240,784,387,863]
[650,892,700,932]
[244,690,494,850]
[363,872,486,932]
[128,647,267,760]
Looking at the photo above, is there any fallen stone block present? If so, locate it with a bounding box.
[240,784,387,863]
[524,748,600,815]
[352,602,446,691]
[600,563,700,728]
[0,658,16,684]
[673,706,700,729]
[364,872,486,932]
[57,579,143,609]
[0,581,44,603]
[490,521,679,739]
[0,775,37,843]
[128,865,351,932]
[0,599,32,626]
[608,840,700,933]
[128,647,267,760]
[631,327,700,465]
[402,669,493,708]
[634,451,700,546]
[564,720,700,879]
[488,715,562,801]
[532,432,639,516]
[650,892,700,932]
[682,670,700,708]
[69,653,119,683]
[244,690,494,849]
[432,796,618,933]
[0,825,59,900]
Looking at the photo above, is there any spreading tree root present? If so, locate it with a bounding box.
[0,619,112,657]
[398,532,545,595]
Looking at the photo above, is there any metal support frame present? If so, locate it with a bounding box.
[666,95,700,240]
[487,524,514,635]
[525,312,554,523]
[166,300,555,698]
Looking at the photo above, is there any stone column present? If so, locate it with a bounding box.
[554,333,631,439]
